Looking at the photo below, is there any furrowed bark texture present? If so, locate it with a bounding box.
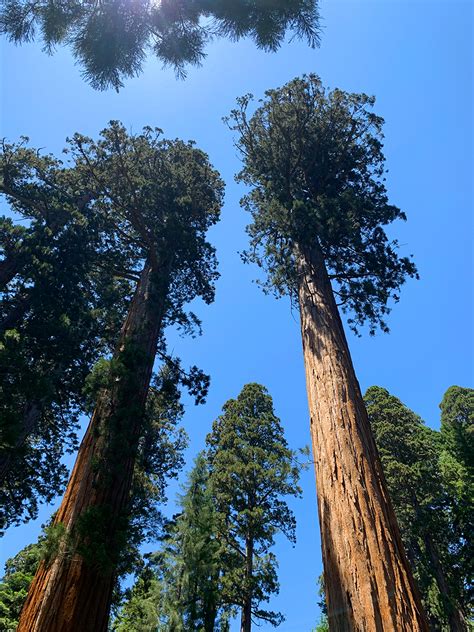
[297,243,428,632]
[17,257,169,632]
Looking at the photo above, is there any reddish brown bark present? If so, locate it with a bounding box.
[297,243,428,631]
[17,256,170,632]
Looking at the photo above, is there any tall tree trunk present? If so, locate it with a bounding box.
[17,255,170,632]
[296,242,428,632]
[240,537,253,632]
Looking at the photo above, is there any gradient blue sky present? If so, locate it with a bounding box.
[1,1,473,629]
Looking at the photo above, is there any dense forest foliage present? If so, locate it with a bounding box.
[0,1,472,630]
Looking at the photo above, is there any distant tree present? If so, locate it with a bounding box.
[0,139,129,528]
[365,386,469,631]
[439,386,474,619]
[206,383,301,632]
[114,453,231,632]
[0,540,42,631]
[227,75,427,630]
[312,617,329,632]
[160,453,229,631]
[111,563,164,632]
[17,122,224,632]
[0,0,320,90]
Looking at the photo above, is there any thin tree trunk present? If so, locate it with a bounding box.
[240,537,253,632]
[296,242,428,632]
[17,255,170,632]
[421,529,467,631]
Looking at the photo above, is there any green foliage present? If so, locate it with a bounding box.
[68,121,224,324]
[115,385,300,630]
[0,0,320,90]
[113,453,231,631]
[365,386,472,629]
[158,453,225,630]
[0,540,42,631]
[439,386,474,615]
[227,74,418,334]
[0,121,223,529]
[112,565,163,632]
[206,383,301,628]
[0,138,130,529]
[312,616,329,632]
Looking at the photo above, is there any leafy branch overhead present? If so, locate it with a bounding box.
[0,0,321,90]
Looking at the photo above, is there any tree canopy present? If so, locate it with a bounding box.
[0,0,320,90]
[365,385,472,630]
[0,139,129,529]
[227,74,418,334]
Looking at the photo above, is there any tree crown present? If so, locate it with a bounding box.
[227,74,418,334]
[206,382,301,627]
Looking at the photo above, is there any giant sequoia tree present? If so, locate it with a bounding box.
[227,75,427,630]
[0,140,128,528]
[0,0,320,90]
[17,122,224,632]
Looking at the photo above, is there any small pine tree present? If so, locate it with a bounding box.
[206,383,301,632]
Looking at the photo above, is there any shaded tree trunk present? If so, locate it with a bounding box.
[421,528,467,631]
[296,242,428,632]
[240,537,253,632]
[203,583,218,632]
[17,255,170,632]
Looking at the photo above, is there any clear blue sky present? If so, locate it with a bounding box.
[1,1,473,629]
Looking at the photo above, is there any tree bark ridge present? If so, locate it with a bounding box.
[17,256,170,632]
[297,243,428,631]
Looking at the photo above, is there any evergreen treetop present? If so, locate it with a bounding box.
[227,74,418,334]
[206,382,301,628]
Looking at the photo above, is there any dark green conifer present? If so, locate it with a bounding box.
[206,383,301,632]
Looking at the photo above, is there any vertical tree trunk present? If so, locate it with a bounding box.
[422,532,467,632]
[240,537,253,632]
[17,255,170,632]
[296,243,428,632]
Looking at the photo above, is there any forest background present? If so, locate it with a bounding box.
[0,0,472,629]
